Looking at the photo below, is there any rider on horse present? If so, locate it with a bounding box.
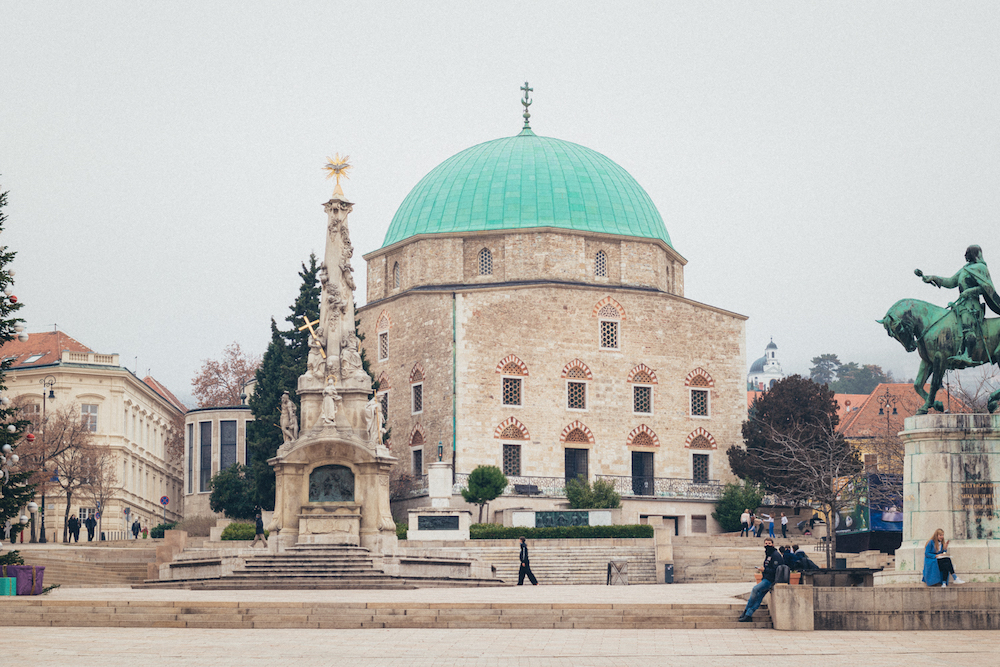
[918,245,1000,367]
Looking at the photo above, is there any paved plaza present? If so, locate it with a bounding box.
[5,584,997,666]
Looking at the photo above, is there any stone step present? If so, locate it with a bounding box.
[0,600,771,629]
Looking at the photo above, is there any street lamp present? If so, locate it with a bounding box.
[37,376,56,544]
[27,500,38,543]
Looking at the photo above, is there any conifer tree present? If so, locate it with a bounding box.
[0,184,36,545]
[246,255,320,509]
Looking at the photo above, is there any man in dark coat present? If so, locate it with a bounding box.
[739,538,780,622]
[67,515,80,543]
[517,536,538,585]
[131,519,141,539]
[84,514,97,542]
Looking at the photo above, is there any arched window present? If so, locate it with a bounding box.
[393,262,401,289]
[478,248,493,276]
[597,304,620,350]
[410,364,424,415]
[595,250,607,277]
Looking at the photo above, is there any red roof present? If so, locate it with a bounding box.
[838,383,968,438]
[1,331,92,368]
[143,375,187,413]
[833,393,870,422]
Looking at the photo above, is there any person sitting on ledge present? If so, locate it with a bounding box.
[923,528,965,587]
[739,538,779,623]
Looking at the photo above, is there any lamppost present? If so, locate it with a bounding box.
[37,375,55,543]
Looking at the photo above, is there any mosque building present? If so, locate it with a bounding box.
[747,339,785,391]
[357,88,747,534]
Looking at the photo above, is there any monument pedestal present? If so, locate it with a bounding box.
[890,413,1000,583]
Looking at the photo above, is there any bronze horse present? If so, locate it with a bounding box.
[879,298,1000,414]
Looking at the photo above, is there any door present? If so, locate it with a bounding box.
[631,451,653,496]
[564,448,589,485]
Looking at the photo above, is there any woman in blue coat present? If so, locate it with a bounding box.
[923,528,964,587]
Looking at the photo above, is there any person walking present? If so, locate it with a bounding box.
[131,518,141,540]
[780,512,788,539]
[250,512,268,548]
[739,538,779,623]
[753,514,763,538]
[739,509,750,537]
[67,514,80,543]
[84,514,97,542]
[517,536,538,585]
[763,514,775,538]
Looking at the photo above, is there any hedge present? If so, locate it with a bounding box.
[220,522,269,541]
[150,522,177,539]
[469,524,654,540]
[396,521,408,540]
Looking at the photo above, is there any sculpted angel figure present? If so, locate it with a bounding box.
[340,258,356,292]
[307,335,326,380]
[365,395,385,449]
[279,392,299,443]
[322,378,342,426]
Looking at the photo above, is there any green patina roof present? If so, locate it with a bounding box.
[381,128,672,248]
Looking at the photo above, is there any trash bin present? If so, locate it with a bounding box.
[664,563,674,584]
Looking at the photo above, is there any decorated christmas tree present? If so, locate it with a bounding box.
[0,183,35,547]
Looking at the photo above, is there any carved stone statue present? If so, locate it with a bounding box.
[321,378,342,426]
[340,331,366,382]
[880,244,1000,414]
[279,392,299,443]
[365,395,385,450]
[307,335,326,381]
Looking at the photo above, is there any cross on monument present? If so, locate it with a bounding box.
[298,316,326,358]
[521,81,532,128]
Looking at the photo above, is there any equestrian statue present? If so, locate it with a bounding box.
[879,244,1000,415]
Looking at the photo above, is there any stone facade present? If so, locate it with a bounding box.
[359,228,746,534]
[183,406,254,518]
[3,331,185,540]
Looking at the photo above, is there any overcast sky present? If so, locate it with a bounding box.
[3,3,999,408]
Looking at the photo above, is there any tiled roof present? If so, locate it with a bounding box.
[838,383,968,438]
[833,394,870,422]
[1,331,92,368]
[143,376,187,414]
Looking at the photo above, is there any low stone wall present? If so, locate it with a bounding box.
[770,584,1000,631]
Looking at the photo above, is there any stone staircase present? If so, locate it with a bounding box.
[138,544,504,590]
[9,545,155,588]
[0,598,771,629]
[672,533,829,583]
[430,540,657,585]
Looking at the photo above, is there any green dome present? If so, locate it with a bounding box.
[382,129,672,248]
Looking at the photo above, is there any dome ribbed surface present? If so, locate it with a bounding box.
[382,129,672,248]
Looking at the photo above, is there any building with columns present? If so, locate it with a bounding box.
[357,104,747,535]
[2,331,185,540]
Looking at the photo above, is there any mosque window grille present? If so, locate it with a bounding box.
[499,423,526,440]
[503,443,522,477]
[600,320,619,350]
[502,377,522,407]
[688,435,713,450]
[478,248,493,276]
[411,383,423,415]
[378,391,389,421]
[690,388,709,418]
[633,385,652,415]
[564,428,591,444]
[378,332,388,361]
[393,262,401,289]
[692,453,710,484]
[567,381,587,411]
[631,431,654,448]
[412,449,423,475]
[595,250,607,277]
[565,366,588,380]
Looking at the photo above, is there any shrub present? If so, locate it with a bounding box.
[712,480,766,532]
[470,524,653,540]
[565,477,622,509]
[0,550,24,566]
[220,522,269,541]
[460,465,508,523]
[173,515,216,537]
[395,520,408,540]
[209,464,258,520]
[150,522,178,539]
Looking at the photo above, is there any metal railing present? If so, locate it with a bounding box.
[596,475,725,500]
[452,473,567,498]
[389,474,428,500]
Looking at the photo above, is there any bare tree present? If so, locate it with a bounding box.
[948,365,1000,414]
[35,404,101,542]
[191,342,261,408]
[163,412,185,467]
[81,446,122,540]
[755,418,863,568]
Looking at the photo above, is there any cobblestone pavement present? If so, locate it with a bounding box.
[7,627,997,666]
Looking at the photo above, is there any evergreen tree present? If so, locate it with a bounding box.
[246,255,320,509]
[0,184,36,544]
[356,306,390,445]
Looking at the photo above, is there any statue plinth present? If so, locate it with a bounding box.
[888,414,1000,583]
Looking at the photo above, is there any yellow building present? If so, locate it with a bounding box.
[3,331,185,541]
